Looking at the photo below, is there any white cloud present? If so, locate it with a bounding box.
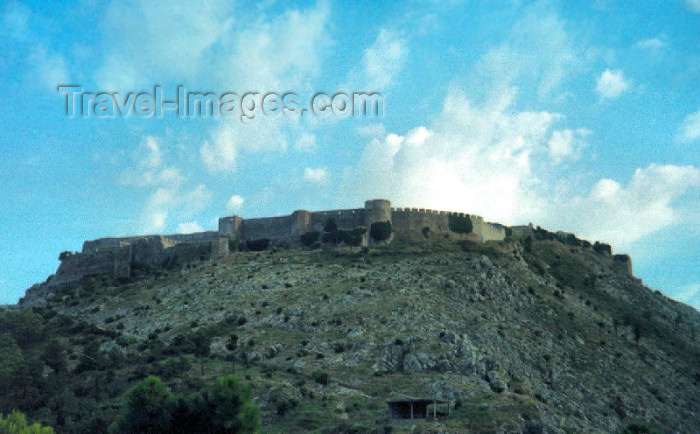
[2,3,72,91]
[179,184,213,219]
[200,118,288,172]
[95,0,232,89]
[404,126,432,146]
[215,1,330,90]
[200,136,237,173]
[304,167,329,183]
[353,28,407,90]
[95,0,330,92]
[140,184,212,234]
[356,123,386,138]
[227,195,245,211]
[685,0,700,13]
[345,88,699,250]
[596,69,630,99]
[120,135,213,233]
[293,133,317,151]
[143,136,162,168]
[673,283,700,310]
[339,6,699,257]
[177,222,205,234]
[467,4,583,102]
[199,1,331,173]
[635,37,665,51]
[549,164,700,248]
[123,167,183,189]
[344,88,562,222]
[2,2,30,41]
[547,128,590,164]
[679,110,700,142]
[120,136,182,187]
[342,8,698,255]
[142,187,173,233]
[145,210,168,233]
[28,45,69,90]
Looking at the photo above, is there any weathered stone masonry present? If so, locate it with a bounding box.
[49,199,505,286]
[218,199,505,243]
[52,233,228,287]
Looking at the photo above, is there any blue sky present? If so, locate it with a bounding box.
[0,0,698,308]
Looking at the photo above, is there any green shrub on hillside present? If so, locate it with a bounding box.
[300,231,321,247]
[312,369,329,385]
[154,357,191,379]
[321,227,366,246]
[114,375,259,434]
[0,334,23,384]
[338,228,365,246]
[58,251,72,261]
[621,421,658,433]
[227,239,241,252]
[113,376,175,434]
[593,242,612,255]
[0,310,44,347]
[564,233,579,246]
[370,221,392,242]
[0,411,54,434]
[323,218,338,233]
[448,214,473,234]
[504,227,513,239]
[191,375,259,433]
[245,238,270,251]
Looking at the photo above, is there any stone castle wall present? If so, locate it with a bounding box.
[240,215,295,240]
[53,247,132,286]
[54,199,505,286]
[470,216,508,242]
[392,208,451,233]
[82,232,221,254]
[54,233,229,287]
[222,208,369,241]
[220,200,397,242]
[310,209,365,232]
[221,200,505,243]
[391,208,505,242]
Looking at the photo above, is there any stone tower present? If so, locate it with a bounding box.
[218,215,243,239]
[290,210,312,236]
[364,199,392,228]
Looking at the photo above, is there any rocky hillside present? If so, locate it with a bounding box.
[4,232,700,433]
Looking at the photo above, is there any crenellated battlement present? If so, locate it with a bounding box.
[218,200,504,243]
[49,199,506,287]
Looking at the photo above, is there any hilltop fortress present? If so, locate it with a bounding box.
[217,199,505,244]
[45,199,506,287]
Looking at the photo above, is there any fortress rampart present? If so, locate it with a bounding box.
[49,199,506,286]
[82,232,222,254]
[218,199,504,243]
[53,233,229,287]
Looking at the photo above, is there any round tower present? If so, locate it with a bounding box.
[290,210,312,236]
[364,199,392,227]
[218,216,243,239]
